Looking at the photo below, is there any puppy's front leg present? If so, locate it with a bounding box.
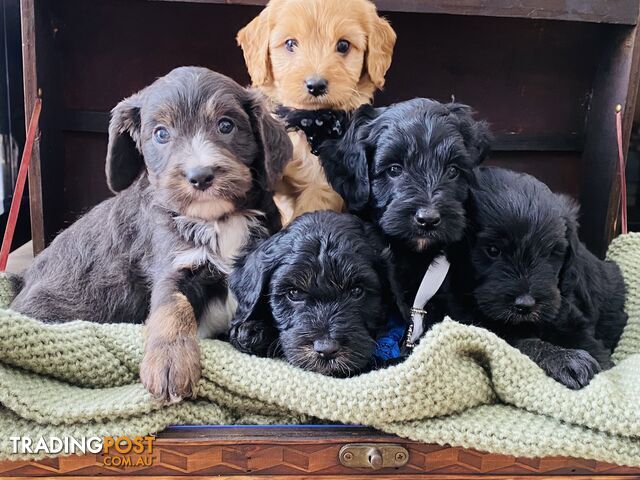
[140,274,201,402]
[515,338,601,389]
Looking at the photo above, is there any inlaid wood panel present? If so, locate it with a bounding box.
[0,427,638,477]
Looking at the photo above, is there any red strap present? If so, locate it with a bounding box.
[0,98,42,271]
[615,105,628,236]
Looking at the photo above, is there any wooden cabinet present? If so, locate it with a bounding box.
[20,0,640,256]
[16,1,640,475]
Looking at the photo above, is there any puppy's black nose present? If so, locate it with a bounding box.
[414,208,441,228]
[186,166,215,191]
[305,77,328,96]
[514,294,536,314]
[313,339,340,359]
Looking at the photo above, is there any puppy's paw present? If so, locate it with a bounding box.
[140,334,201,402]
[538,348,601,389]
[229,319,277,357]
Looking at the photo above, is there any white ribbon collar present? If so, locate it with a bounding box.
[406,254,450,347]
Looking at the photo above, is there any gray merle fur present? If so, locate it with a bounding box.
[11,66,292,401]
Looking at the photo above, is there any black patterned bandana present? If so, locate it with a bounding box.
[276,106,349,155]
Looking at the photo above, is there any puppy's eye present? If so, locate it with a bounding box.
[285,39,298,52]
[336,39,351,54]
[349,286,364,298]
[153,126,171,144]
[218,118,235,134]
[286,289,304,301]
[486,245,501,258]
[386,164,403,178]
[447,165,460,180]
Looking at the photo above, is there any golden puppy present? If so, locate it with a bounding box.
[238,0,396,223]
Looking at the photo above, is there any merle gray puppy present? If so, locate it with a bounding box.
[447,167,628,389]
[11,67,292,401]
[228,211,407,376]
[317,99,491,306]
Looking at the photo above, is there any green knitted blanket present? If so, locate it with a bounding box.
[0,234,638,465]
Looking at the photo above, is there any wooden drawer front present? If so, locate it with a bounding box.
[0,427,639,478]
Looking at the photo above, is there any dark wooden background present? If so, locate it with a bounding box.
[22,0,640,256]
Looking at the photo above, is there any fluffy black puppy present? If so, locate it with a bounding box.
[228,211,407,376]
[448,167,628,389]
[317,99,491,306]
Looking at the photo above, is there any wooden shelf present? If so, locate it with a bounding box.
[148,0,640,25]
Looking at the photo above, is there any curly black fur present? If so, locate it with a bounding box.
[228,211,407,376]
[447,167,628,389]
[317,98,492,305]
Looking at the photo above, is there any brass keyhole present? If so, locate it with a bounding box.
[367,448,383,469]
[339,443,409,469]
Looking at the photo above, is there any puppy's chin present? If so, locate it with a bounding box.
[413,237,434,253]
[388,229,447,254]
[158,175,251,221]
[266,83,369,111]
[476,297,560,326]
[168,184,238,221]
[498,309,541,324]
[183,199,235,222]
[379,208,466,254]
[284,346,371,377]
[474,277,563,326]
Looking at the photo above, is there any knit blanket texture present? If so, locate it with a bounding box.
[0,233,638,464]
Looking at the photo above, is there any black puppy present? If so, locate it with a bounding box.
[447,167,628,389]
[228,211,407,376]
[316,99,491,338]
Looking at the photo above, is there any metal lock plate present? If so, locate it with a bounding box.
[339,443,409,469]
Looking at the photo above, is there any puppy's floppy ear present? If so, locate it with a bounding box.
[106,93,145,192]
[447,103,493,165]
[556,194,599,322]
[229,234,283,356]
[363,7,397,89]
[237,5,273,87]
[318,104,378,211]
[556,194,588,298]
[247,93,292,190]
